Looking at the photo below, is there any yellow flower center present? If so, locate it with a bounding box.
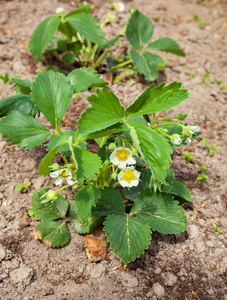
[116,5,120,9]
[116,149,131,161]
[122,170,136,183]
[61,171,68,178]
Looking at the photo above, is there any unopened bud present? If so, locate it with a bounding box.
[111,172,118,180]
[131,147,138,156]
[46,190,58,200]
[109,143,116,151]
[177,113,187,120]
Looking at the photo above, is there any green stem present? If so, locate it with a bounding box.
[62,154,68,165]
[97,164,112,180]
[61,18,72,42]
[87,39,92,57]
[95,47,110,67]
[53,51,70,66]
[74,52,84,66]
[0,83,5,96]
[91,44,99,62]
[152,122,185,129]
[56,184,71,193]
[112,59,133,69]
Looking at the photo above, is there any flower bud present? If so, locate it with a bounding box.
[170,134,182,145]
[109,143,116,151]
[111,172,118,180]
[55,7,65,16]
[182,126,191,137]
[131,147,138,156]
[50,163,60,171]
[46,190,58,200]
[177,113,187,120]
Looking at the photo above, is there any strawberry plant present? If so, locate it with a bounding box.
[0,71,200,266]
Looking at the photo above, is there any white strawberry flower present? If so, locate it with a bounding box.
[118,166,140,188]
[186,125,201,135]
[50,169,74,186]
[114,2,125,12]
[170,134,182,145]
[110,147,136,168]
[55,7,65,16]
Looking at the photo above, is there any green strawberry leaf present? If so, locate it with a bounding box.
[32,188,69,221]
[104,213,151,264]
[131,189,187,234]
[93,187,125,215]
[37,220,70,247]
[126,10,154,50]
[75,185,102,221]
[72,146,102,183]
[125,81,189,118]
[66,13,106,47]
[69,201,102,234]
[29,16,61,61]
[67,67,107,92]
[31,71,73,129]
[77,88,124,138]
[0,95,39,118]
[146,37,185,56]
[126,122,172,183]
[162,181,192,205]
[0,111,51,149]
[130,50,162,81]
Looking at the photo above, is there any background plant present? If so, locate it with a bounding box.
[29,4,120,69]
[0,71,200,266]
[111,9,185,81]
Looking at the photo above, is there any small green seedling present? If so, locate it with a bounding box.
[201,74,225,87]
[114,75,122,83]
[186,72,196,78]
[201,73,210,85]
[200,165,207,170]
[221,84,227,89]
[214,225,222,234]
[28,209,35,216]
[196,173,209,182]
[194,15,205,28]
[182,151,195,162]
[16,182,30,193]
[200,140,221,156]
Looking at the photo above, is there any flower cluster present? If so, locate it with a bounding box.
[170,125,200,145]
[110,147,140,187]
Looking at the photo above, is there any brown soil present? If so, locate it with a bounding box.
[0,0,227,299]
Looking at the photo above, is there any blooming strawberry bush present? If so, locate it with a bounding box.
[0,69,200,266]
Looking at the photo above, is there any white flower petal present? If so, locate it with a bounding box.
[118,179,128,187]
[55,177,63,186]
[66,178,74,185]
[110,156,120,166]
[118,160,127,169]
[50,171,60,178]
[126,156,136,165]
[118,170,124,181]
[56,7,64,14]
[193,125,200,132]
[128,180,139,187]
[134,170,141,179]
